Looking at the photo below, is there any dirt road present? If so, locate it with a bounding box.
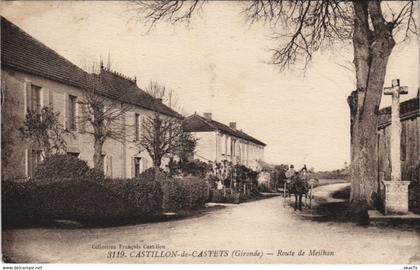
[3,183,419,264]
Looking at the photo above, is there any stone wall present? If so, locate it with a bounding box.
[377,112,419,214]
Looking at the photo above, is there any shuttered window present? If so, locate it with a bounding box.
[134,113,140,141]
[134,157,141,178]
[26,149,42,178]
[31,85,41,113]
[68,95,77,131]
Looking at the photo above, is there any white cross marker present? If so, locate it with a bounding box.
[383,79,408,181]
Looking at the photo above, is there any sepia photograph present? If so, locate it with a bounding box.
[0,0,419,268]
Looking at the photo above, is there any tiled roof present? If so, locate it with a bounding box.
[94,68,182,118]
[1,16,87,88]
[377,97,419,127]
[183,114,266,146]
[1,16,181,118]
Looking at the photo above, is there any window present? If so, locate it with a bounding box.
[231,139,236,158]
[31,85,41,113]
[68,95,77,130]
[101,154,113,178]
[67,152,79,158]
[225,136,228,155]
[134,113,140,141]
[29,149,42,178]
[134,157,141,178]
[226,137,231,156]
[101,154,106,172]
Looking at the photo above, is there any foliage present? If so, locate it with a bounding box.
[174,131,197,163]
[232,164,258,185]
[144,81,185,114]
[34,154,104,182]
[2,177,163,227]
[138,167,169,181]
[102,177,163,217]
[19,107,72,158]
[205,161,258,189]
[1,181,39,225]
[3,158,214,227]
[311,168,350,180]
[159,176,209,211]
[210,160,233,181]
[137,111,184,170]
[1,179,132,226]
[130,0,418,212]
[274,164,288,180]
[168,159,211,178]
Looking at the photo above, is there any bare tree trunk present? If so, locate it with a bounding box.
[153,158,162,180]
[93,138,105,172]
[349,1,395,217]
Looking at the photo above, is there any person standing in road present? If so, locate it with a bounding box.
[285,165,295,182]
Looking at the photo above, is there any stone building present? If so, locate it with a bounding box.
[183,113,266,170]
[377,95,419,214]
[1,16,181,181]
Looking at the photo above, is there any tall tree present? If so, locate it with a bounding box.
[136,110,185,177]
[145,81,186,115]
[129,0,417,215]
[78,65,132,172]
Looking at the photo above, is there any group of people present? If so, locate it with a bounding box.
[284,164,310,211]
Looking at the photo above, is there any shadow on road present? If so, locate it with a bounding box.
[3,204,227,230]
[297,184,420,231]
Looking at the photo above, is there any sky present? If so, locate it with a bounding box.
[1,1,418,171]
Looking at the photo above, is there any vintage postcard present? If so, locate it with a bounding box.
[1,1,419,268]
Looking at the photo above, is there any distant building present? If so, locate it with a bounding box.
[1,16,181,180]
[183,113,266,170]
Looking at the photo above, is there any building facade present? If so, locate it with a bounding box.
[183,113,266,170]
[1,17,181,181]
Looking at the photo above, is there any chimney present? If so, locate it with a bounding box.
[229,122,237,129]
[203,113,212,120]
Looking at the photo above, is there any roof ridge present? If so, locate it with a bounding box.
[100,66,137,84]
[1,16,182,119]
[189,114,265,146]
[194,114,219,131]
[1,16,86,77]
[378,96,419,115]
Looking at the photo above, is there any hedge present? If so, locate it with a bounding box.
[34,154,104,182]
[2,157,211,227]
[160,176,209,211]
[2,179,131,226]
[102,177,163,217]
[2,177,165,227]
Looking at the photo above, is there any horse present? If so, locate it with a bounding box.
[288,173,309,211]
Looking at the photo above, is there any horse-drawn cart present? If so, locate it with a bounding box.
[281,178,317,210]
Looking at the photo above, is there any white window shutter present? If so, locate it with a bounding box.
[23,80,32,116]
[131,157,135,178]
[74,96,79,131]
[79,103,86,133]
[139,115,143,136]
[49,89,54,109]
[24,149,30,178]
[107,155,113,178]
[42,88,49,109]
[142,158,148,172]
[63,94,69,129]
